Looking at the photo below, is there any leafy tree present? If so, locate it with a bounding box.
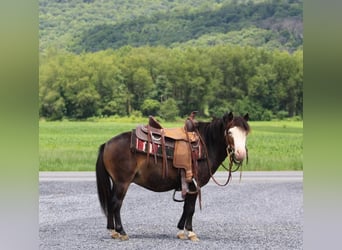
[272,50,301,117]
[39,45,302,121]
[39,90,66,120]
[101,83,129,116]
[73,88,100,119]
[132,67,155,108]
[233,96,272,121]
[141,99,160,116]
[248,63,277,112]
[159,98,179,121]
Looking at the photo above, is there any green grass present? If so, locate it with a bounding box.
[245,121,303,171]
[39,119,303,171]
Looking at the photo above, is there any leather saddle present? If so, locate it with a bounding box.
[131,116,202,179]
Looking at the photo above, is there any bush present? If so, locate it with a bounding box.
[130,110,143,121]
[276,110,289,120]
[260,110,273,121]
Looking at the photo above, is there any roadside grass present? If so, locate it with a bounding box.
[39,119,302,171]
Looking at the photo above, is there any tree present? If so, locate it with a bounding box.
[159,98,179,121]
[141,99,160,116]
[248,63,277,112]
[73,88,100,119]
[132,67,155,109]
[39,90,66,120]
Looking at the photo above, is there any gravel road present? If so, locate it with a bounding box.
[39,172,303,250]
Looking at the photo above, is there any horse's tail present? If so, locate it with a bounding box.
[96,143,111,217]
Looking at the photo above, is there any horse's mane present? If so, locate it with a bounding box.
[197,118,225,144]
[231,116,251,134]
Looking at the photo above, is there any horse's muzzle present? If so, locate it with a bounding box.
[234,148,246,162]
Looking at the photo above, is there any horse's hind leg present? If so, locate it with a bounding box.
[106,187,115,230]
[110,182,130,240]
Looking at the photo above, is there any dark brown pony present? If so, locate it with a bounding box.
[96,112,250,241]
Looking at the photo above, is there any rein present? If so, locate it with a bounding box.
[209,150,242,187]
[219,146,248,184]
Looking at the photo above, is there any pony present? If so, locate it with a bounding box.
[96,111,250,241]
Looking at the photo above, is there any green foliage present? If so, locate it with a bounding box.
[39,90,66,120]
[141,99,160,116]
[40,0,302,53]
[39,45,303,120]
[73,88,100,119]
[176,27,279,49]
[159,98,179,121]
[39,0,302,121]
[130,110,143,121]
[276,110,289,120]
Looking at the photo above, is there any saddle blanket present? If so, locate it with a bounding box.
[131,132,175,159]
[130,130,205,160]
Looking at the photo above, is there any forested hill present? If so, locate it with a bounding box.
[39,0,302,53]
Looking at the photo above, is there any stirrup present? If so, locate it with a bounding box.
[172,189,185,202]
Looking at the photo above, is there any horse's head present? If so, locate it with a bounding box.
[223,112,250,164]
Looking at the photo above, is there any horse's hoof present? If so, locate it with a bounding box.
[119,234,129,241]
[177,230,188,240]
[111,230,120,239]
[110,230,128,240]
[188,231,199,242]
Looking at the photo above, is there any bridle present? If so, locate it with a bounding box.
[209,123,248,186]
[224,125,247,165]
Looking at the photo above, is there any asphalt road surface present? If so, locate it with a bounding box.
[39,171,303,250]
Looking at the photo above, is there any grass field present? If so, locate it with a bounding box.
[39,119,303,171]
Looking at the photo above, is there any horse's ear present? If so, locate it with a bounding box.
[223,112,234,124]
[244,113,249,121]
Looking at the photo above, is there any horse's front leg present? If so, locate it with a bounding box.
[176,184,199,241]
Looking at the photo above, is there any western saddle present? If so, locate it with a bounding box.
[131,115,204,198]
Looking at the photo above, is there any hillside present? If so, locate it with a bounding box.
[39,0,302,53]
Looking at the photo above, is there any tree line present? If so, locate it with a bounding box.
[39,45,303,121]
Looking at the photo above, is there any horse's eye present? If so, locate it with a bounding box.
[228,131,232,136]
